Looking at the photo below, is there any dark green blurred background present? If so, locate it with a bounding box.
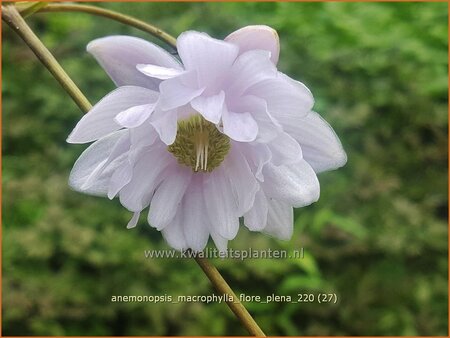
[3,1,448,336]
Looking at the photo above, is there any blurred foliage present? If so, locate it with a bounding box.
[3,1,448,336]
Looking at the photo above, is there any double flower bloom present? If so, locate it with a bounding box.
[67,25,347,251]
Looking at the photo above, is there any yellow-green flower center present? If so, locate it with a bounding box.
[167,115,230,172]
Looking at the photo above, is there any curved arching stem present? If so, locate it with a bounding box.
[3,3,265,336]
[36,3,177,48]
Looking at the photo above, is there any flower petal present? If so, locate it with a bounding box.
[177,31,239,91]
[69,130,127,196]
[81,139,131,192]
[232,95,282,143]
[161,209,188,251]
[263,199,293,240]
[149,108,178,145]
[226,50,277,97]
[222,108,258,142]
[87,35,181,90]
[238,142,271,182]
[267,132,303,166]
[246,72,314,121]
[130,121,158,149]
[182,176,210,251]
[67,86,158,144]
[159,72,205,111]
[148,167,192,230]
[126,211,141,229]
[225,25,280,64]
[284,111,347,173]
[136,64,185,80]
[190,91,225,124]
[203,167,239,240]
[114,103,157,128]
[210,232,228,253]
[223,146,259,215]
[261,160,320,207]
[107,160,133,199]
[244,188,268,231]
[119,146,173,212]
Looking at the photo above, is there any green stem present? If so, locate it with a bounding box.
[36,3,177,48]
[15,1,49,18]
[3,4,265,336]
[195,256,266,336]
[2,3,91,112]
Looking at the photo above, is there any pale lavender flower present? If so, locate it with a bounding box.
[67,26,346,251]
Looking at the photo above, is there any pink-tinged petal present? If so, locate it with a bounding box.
[238,142,271,182]
[119,146,173,212]
[79,157,109,191]
[176,104,196,120]
[87,36,182,90]
[106,132,131,163]
[182,175,210,251]
[114,103,156,128]
[284,111,347,173]
[203,166,239,240]
[244,188,268,231]
[69,130,127,196]
[130,121,158,149]
[210,232,228,253]
[159,72,205,111]
[261,160,320,208]
[82,161,125,197]
[253,110,282,143]
[222,108,258,142]
[232,95,282,143]
[177,31,239,91]
[161,209,188,251]
[126,211,141,229]
[80,132,131,191]
[223,146,259,215]
[263,199,293,240]
[67,86,158,144]
[148,167,192,230]
[149,108,178,145]
[246,72,314,120]
[136,64,185,80]
[225,25,280,64]
[226,50,277,97]
[190,91,225,124]
[107,160,133,199]
[267,132,303,166]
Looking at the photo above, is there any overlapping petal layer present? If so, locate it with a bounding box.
[68,25,347,251]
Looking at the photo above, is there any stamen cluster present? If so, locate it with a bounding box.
[167,115,230,172]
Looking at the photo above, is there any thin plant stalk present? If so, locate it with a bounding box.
[195,255,266,336]
[35,3,177,48]
[2,3,91,112]
[15,1,49,18]
[2,4,265,336]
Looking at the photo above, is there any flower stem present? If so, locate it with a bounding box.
[36,3,177,49]
[2,3,92,112]
[195,256,266,336]
[4,3,266,336]
[15,1,49,18]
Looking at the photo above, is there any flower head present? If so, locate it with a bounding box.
[67,25,347,251]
